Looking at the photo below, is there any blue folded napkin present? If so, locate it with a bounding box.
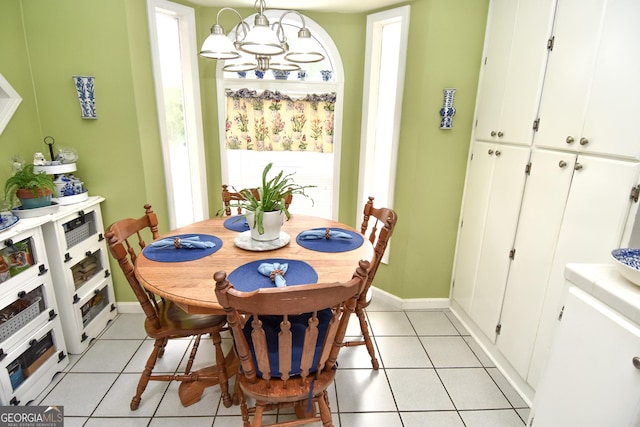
[148,236,215,249]
[257,262,289,287]
[298,229,353,240]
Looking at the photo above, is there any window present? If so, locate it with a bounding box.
[358,6,410,262]
[147,0,208,229]
[216,11,343,220]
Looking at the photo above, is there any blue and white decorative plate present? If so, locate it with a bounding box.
[611,248,640,287]
[0,215,19,233]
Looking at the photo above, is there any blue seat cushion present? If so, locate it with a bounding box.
[242,308,333,378]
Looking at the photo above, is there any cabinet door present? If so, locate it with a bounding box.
[528,155,640,387]
[468,144,530,342]
[452,142,496,313]
[531,285,640,426]
[580,0,640,159]
[496,149,574,378]
[534,0,606,151]
[475,0,554,145]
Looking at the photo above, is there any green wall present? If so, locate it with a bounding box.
[0,0,488,302]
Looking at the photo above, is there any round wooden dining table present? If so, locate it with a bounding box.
[134,214,373,406]
[134,214,374,315]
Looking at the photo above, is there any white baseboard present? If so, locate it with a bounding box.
[371,287,449,310]
[116,302,144,314]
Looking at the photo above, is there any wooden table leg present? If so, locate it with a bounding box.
[178,349,239,407]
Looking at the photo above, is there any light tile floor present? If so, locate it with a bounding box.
[31,299,530,426]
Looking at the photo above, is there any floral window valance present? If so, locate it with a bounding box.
[225,89,336,153]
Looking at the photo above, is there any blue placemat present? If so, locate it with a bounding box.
[143,234,222,262]
[224,216,250,232]
[227,258,318,292]
[296,227,364,253]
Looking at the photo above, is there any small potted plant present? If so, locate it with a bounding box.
[231,163,314,241]
[4,163,56,209]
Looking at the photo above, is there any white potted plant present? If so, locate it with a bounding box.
[231,163,314,241]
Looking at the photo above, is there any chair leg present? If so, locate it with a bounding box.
[238,387,250,427]
[131,338,163,410]
[211,329,232,408]
[158,337,168,359]
[355,306,379,370]
[252,402,267,427]
[318,391,333,427]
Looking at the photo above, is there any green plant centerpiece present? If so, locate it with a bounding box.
[232,163,314,241]
[4,163,56,209]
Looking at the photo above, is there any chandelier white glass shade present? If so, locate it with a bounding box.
[199,0,325,72]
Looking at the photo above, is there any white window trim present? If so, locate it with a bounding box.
[357,5,410,262]
[147,0,209,229]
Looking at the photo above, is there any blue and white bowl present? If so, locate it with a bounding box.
[611,248,640,287]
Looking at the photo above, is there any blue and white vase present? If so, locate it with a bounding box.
[72,75,97,119]
[273,70,290,80]
[320,70,332,81]
[439,88,456,129]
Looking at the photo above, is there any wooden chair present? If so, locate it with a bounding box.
[222,184,292,216]
[342,196,398,369]
[214,260,370,427]
[105,204,232,410]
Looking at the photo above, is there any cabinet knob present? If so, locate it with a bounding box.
[497,131,504,138]
[559,160,567,168]
[490,131,497,137]
[488,149,494,155]
[495,150,502,157]
[566,136,575,144]
[633,356,640,369]
[575,163,583,171]
[579,137,589,146]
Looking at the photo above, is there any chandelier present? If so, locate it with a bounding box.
[199,0,325,73]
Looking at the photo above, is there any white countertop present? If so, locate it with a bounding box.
[0,195,105,240]
[565,263,640,325]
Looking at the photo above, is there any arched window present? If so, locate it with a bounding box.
[216,11,343,219]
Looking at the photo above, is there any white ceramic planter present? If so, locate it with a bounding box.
[246,211,284,241]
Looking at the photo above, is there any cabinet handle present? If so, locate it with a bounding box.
[86,251,93,257]
[38,264,48,276]
[497,131,504,138]
[566,136,575,144]
[579,137,589,146]
[64,253,72,263]
[490,131,497,137]
[495,150,502,157]
[633,357,640,369]
[575,163,583,171]
[17,290,26,298]
[3,239,13,248]
[559,160,567,168]
[488,149,494,155]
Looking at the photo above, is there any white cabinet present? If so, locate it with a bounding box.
[495,149,574,378]
[0,222,68,405]
[527,156,640,386]
[530,265,640,426]
[535,0,640,159]
[42,197,117,354]
[473,0,555,145]
[451,0,640,400]
[452,142,530,341]
[497,153,640,385]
